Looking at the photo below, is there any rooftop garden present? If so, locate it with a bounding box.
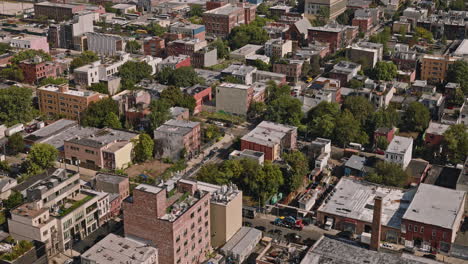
[58,195,93,217]
[0,240,33,262]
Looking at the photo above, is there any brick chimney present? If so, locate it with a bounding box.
[370,196,382,251]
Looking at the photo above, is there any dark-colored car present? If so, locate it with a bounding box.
[423,254,437,260]
[255,226,266,232]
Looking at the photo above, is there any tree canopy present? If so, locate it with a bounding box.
[370,61,398,81]
[88,82,109,94]
[148,99,171,132]
[119,61,153,90]
[365,161,409,187]
[402,102,430,132]
[342,96,375,126]
[442,124,468,164]
[70,51,99,70]
[39,77,68,86]
[282,151,309,194]
[210,39,230,59]
[133,133,155,163]
[228,22,269,50]
[7,133,25,155]
[160,86,196,113]
[156,67,205,88]
[28,143,58,169]
[447,60,468,95]
[125,40,142,54]
[81,98,120,128]
[0,43,10,55]
[0,86,35,126]
[11,50,52,64]
[197,159,283,205]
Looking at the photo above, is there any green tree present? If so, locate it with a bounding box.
[3,191,23,212]
[398,26,407,43]
[449,0,465,10]
[442,124,468,164]
[89,82,109,94]
[156,67,204,87]
[264,95,303,127]
[125,40,141,54]
[349,79,363,89]
[7,133,25,155]
[148,99,171,132]
[160,86,196,113]
[365,161,409,187]
[414,27,434,43]
[81,98,120,128]
[0,43,10,55]
[309,114,336,138]
[0,66,24,82]
[0,86,34,126]
[371,61,398,81]
[39,77,68,86]
[28,143,58,169]
[336,9,354,25]
[342,96,374,125]
[334,110,369,147]
[247,101,267,121]
[248,59,270,71]
[119,61,152,90]
[447,60,468,95]
[10,50,51,64]
[103,112,122,129]
[210,38,230,59]
[402,102,430,132]
[228,22,269,50]
[256,3,270,16]
[203,124,223,143]
[222,75,243,84]
[70,51,99,70]
[133,133,154,163]
[188,5,203,17]
[197,163,228,184]
[145,23,167,36]
[266,81,290,101]
[376,136,389,150]
[283,151,309,193]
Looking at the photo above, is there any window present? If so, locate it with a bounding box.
[420,227,424,233]
[442,232,446,239]
[190,212,194,218]
[414,225,418,232]
[408,224,412,231]
[176,236,180,242]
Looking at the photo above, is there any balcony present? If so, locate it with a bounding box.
[53,194,93,218]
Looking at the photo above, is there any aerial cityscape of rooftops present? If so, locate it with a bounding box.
[0,0,467,262]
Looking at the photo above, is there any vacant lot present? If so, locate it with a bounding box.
[125,159,172,179]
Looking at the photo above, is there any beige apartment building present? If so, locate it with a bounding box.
[304,0,347,19]
[180,179,243,248]
[37,84,103,120]
[420,55,459,83]
[64,128,138,170]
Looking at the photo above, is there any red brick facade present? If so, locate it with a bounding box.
[240,140,274,160]
[19,61,57,84]
[401,219,453,251]
[124,186,211,264]
[352,17,372,32]
[144,37,165,57]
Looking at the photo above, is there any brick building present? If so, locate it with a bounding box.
[123,183,211,264]
[241,121,297,161]
[272,60,303,83]
[184,85,212,114]
[374,127,396,147]
[401,184,466,252]
[95,173,130,201]
[18,56,58,84]
[143,36,165,57]
[215,82,254,116]
[37,84,102,120]
[203,3,256,37]
[34,1,85,21]
[308,24,358,53]
[352,16,372,32]
[166,38,208,57]
[317,177,415,244]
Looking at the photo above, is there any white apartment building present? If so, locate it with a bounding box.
[74,61,101,86]
[305,0,347,19]
[264,38,293,58]
[385,136,413,169]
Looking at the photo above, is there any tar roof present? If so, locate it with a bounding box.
[96,173,127,184]
[302,236,440,264]
[425,121,449,136]
[318,177,415,229]
[241,121,296,147]
[402,184,465,229]
[345,155,366,171]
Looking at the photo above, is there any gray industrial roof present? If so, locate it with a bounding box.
[301,236,441,264]
[82,233,157,264]
[386,136,413,154]
[221,227,262,257]
[345,155,366,171]
[402,184,466,229]
[318,178,415,229]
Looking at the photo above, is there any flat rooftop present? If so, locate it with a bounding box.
[425,122,449,136]
[241,121,296,148]
[35,1,80,9]
[82,233,157,264]
[453,39,468,56]
[318,177,415,229]
[66,128,137,148]
[135,184,162,194]
[403,184,465,229]
[180,179,241,205]
[38,85,97,97]
[230,44,263,56]
[386,136,413,154]
[302,236,440,264]
[204,4,241,15]
[218,82,252,90]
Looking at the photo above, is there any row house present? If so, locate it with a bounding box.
[203,3,256,37]
[308,23,358,53]
[153,119,201,160]
[18,56,58,84]
[272,59,303,83]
